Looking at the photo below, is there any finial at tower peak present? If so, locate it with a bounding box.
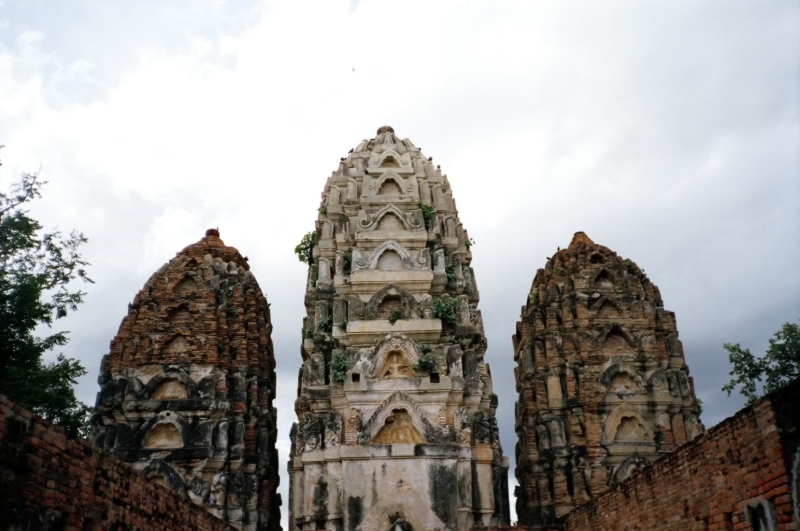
[377,125,394,134]
[570,231,595,246]
[205,228,220,238]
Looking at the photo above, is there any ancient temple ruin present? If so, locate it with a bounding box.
[91,229,282,531]
[512,232,704,526]
[289,126,510,531]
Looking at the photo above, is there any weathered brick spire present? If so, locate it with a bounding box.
[512,232,703,526]
[91,230,281,531]
[289,127,510,531]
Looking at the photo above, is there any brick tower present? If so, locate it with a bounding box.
[512,232,703,526]
[288,127,510,531]
[91,229,281,531]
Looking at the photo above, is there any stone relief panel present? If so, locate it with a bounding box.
[351,240,430,272]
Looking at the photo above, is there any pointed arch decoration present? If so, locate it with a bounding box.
[357,204,423,231]
[594,324,638,350]
[368,150,414,173]
[595,297,625,318]
[598,362,646,392]
[368,333,421,378]
[364,284,420,320]
[359,391,441,444]
[362,170,418,198]
[594,268,618,288]
[173,274,199,295]
[602,404,654,443]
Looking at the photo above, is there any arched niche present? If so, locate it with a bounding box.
[376,179,403,196]
[603,405,654,443]
[360,391,437,443]
[142,422,183,449]
[595,325,638,356]
[363,240,412,271]
[167,304,192,325]
[379,350,415,379]
[376,295,404,319]
[173,275,198,295]
[369,149,412,169]
[365,284,419,320]
[599,363,646,394]
[595,298,623,319]
[594,269,617,289]
[373,409,425,444]
[363,171,418,198]
[376,249,403,270]
[368,333,420,378]
[151,378,188,399]
[614,417,648,441]
[590,253,606,265]
[380,153,400,168]
[358,204,422,232]
[142,369,197,399]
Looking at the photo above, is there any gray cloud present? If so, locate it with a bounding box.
[1,0,797,525]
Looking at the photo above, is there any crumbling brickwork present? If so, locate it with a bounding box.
[512,232,703,525]
[475,377,800,530]
[559,377,800,530]
[0,394,235,531]
[91,229,281,531]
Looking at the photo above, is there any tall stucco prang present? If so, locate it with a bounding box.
[512,232,704,526]
[289,127,510,531]
[91,229,282,531]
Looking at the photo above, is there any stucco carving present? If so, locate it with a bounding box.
[90,230,281,530]
[512,232,703,526]
[291,127,509,530]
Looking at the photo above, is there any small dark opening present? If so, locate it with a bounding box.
[5,418,28,444]
[351,373,360,383]
[429,372,440,383]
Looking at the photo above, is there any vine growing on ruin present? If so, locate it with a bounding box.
[418,202,435,231]
[330,351,348,382]
[388,307,408,324]
[414,352,438,373]
[342,248,353,275]
[432,297,460,325]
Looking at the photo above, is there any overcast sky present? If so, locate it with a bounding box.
[1,0,798,526]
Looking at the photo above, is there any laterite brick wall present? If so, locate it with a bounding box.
[475,377,800,531]
[0,395,234,531]
[560,378,799,531]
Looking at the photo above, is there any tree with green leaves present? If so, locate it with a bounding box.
[0,148,93,437]
[722,321,800,404]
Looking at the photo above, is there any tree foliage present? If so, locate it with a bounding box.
[722,321,800,404]
[432,297,460,326]
[0,148,93,437]
[294,231,315,264]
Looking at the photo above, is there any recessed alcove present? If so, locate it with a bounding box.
[372,409,424,444]
[142,423,183,449]
[152,378,188,400]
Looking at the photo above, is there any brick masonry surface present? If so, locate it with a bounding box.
[0,394,234,531]
[475,377,800,531]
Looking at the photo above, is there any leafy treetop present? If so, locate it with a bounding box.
[0,147,94,437]
[722,321,800,404]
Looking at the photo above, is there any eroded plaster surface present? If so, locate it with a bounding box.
[511,232,704,526]
[290,127,510,531]
[91,230,282,531]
